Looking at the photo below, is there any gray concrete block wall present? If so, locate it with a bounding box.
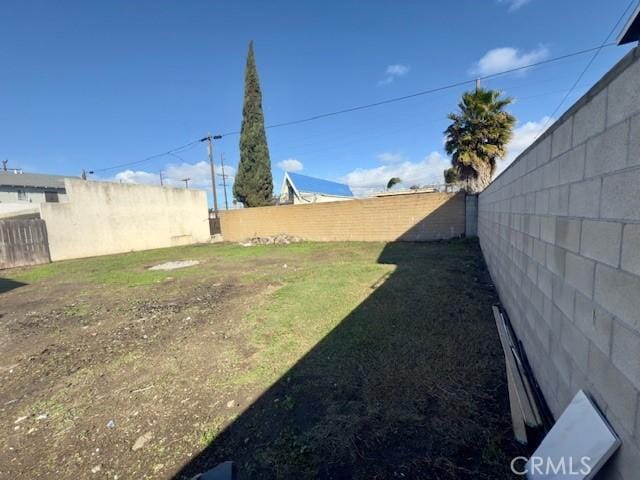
[465,194,478,236]
[478,46,640,479]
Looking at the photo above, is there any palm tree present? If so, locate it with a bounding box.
[444,88,515,193]
[386,177,401,190]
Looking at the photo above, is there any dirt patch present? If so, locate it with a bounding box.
[0,273,268,479]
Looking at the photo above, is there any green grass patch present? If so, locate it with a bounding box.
[228,258,393,387]
[3,242,316,287]
[199,416,228,446]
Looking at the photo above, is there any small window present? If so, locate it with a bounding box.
[45,191,59,203]
[17,189,26,201]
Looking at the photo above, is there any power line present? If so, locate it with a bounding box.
[258,74,597,162]
[220,43,617,137]
[537,0,637,136]
[262,84,594,158]
[91,140,201,173]
[91,42,619,173]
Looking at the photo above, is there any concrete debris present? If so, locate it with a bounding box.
[132,432,153,451]
[239,234,302,246]
[149,260,200,271]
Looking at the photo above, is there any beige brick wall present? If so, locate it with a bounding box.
[220,192,465,242]
[478,47,640,479]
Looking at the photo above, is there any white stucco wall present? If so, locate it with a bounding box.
[40,179,211,261]
[0,203,40,218]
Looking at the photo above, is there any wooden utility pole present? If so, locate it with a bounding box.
[475,78,481,92]
[200,134,222,213]
[219,152,229,210]
[182,177,190,189]
[159,171,164,186]
[206,134,219,215]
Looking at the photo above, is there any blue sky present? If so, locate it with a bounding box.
[0,0,635,205]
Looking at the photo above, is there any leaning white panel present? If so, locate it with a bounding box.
[526,389,620,479]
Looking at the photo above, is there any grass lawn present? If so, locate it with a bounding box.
[0,240,523,479]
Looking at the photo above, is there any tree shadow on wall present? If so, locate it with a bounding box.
[173,195,525,480]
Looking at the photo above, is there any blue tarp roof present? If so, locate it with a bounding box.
[287,172,353,197]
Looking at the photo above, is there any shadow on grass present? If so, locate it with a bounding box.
[174,195,524,479]
[0,278,27,294]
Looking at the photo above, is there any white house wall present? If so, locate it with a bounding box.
[293,193,354,204]
[0,187,68,204]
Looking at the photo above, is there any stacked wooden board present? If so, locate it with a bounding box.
[492,306,547,445]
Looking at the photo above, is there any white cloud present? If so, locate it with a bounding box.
[378,64,410,86]
[386,64,410,76]
[341,116,555,194]
[470,46,549,76]
[496,115,554,175]
[377,76,395,86]
[277,158,304,172]
[376,152,406,164]
[498,0,531,11]
[114,170,162,185]
[113,161,235,190]
[165,161,211,188]
[343,151,450,197]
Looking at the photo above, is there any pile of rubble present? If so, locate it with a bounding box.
[239,234,303,246]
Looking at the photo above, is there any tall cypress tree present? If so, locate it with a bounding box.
[233,41,273,207]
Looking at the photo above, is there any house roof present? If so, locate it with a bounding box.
[0,171,72,189]
[618,3,640,45]
[287,172,353,197]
